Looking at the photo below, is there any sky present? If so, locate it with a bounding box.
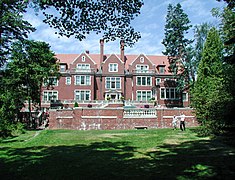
[24,0,226,56]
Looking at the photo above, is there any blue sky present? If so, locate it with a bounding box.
[24,0,225,55]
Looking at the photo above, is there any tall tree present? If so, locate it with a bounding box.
[191,27,232,135]
[0,0,35,66]
[193,23,212,73]
[1,40,59,129]
[162,3,193,105]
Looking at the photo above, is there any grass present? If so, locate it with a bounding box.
[0,128,235,179]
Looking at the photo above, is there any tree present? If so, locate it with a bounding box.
[1,40,59,129]
[191,27,232,135]
[212,2,235,64]
[192,23,212,80]
[0,0,144,67]
[162,3,193,105]
[0,0,35,66]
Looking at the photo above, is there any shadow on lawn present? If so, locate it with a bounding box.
[0,137,235,180]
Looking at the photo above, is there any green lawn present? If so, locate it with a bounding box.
[0,128,234,179]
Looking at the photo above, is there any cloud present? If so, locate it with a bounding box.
[24,0,225,56]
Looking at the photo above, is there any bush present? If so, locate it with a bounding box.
[11,122,26,136]
[0,120,25,138]
[74,102,79,107]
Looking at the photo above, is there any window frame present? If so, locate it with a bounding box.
[74,90,91,101]
[136,76,152,86]
[43,90,58,101]
[105,77,121,89]
[65,77,71,85]
[159,67,165,74]
[74,75,91,86]
[108,63,118,72]
[160,87,179,100]
[43,77,58,87]
[136,90,152,101]
[136,64,149,73]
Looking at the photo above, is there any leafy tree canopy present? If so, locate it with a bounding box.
[0,0,35,67]
[29,0,143,46]
[0,0,144,67]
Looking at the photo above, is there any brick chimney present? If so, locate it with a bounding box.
[120,40,125,62]
[100,39,104,65]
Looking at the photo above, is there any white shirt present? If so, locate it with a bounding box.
[180,114,185,122]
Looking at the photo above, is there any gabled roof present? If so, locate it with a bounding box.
[56,53,171,74]
[103,54,124,64]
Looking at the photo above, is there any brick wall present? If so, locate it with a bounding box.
[48,107,198,130]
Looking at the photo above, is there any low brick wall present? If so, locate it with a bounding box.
[48,107,198,130]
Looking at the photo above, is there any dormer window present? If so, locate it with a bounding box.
[159,67,165,74]
[60,65,66,72]
[140,57,144,63]
[109,63,118,72]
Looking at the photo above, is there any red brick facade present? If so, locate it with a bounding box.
[48,107,197,130]
[41,40,190,108]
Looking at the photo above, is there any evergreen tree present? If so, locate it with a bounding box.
[191,27,232,135]
[0,40,59,130]
[162,3,193,106]
[192,23,212,81]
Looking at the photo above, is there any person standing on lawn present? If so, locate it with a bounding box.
[180,113,186,131]
[172,115,178,130]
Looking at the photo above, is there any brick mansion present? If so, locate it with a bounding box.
[42,39,189,108]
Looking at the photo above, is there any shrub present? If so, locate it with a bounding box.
[74,102,79,107]
[0,120,25,138]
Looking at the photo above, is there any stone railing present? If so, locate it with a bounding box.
[123,108,157,118]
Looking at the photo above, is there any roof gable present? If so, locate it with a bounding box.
[129,54,155,66]
[102,54,124,64]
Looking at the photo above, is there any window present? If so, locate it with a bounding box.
[136,76,152,86]
[156,78,161,85]
[109,63,118,72]
[60,65,66,72]
[160,88,179,99]
[140,57,144,63]
[43,91,58,101]
[82,56,86,62]
[136,65,149,73]
[65,77,71,85]
[136,91,152,101]
[76,64,90,72]
[43,77,58,86]
[74,90,91,101]
[159,67,165,74]
[183,92,188,102]
[105,77,121,89]
[74,75,91,85]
